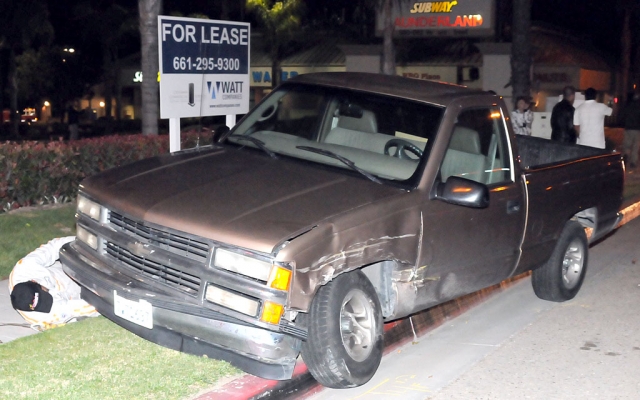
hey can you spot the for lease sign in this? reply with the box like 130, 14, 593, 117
158, 16, 250, 118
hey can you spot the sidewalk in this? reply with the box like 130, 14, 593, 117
428, 214, 640, 399
0, 280, 37, 344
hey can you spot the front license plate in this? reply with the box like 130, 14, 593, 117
113, 290, 153, 329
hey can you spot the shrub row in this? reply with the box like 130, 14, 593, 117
0, 131, 212, 213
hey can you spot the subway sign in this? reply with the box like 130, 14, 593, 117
376, 0, 495, 37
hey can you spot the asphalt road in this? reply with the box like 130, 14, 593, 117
309, 216, 640, 400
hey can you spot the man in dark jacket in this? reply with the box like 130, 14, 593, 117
551, 86, 577, 144
621, 93, 640, 169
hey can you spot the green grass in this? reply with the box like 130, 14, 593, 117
0, 204, 77, 279
1, 204, 241, 398
0, 317, 240, 400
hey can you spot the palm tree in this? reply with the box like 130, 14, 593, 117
138, 0, 162, 135
511, 0, 532, 105
246, 0, 302, 88
380, 0, 396, 75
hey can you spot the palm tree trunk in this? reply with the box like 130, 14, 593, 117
620, 9, 631, 104
8, 49, 19, 138
271, 53, 282, 88
511, 0, 531, 105
139, 0, 162, 136
381, 0, 395, 75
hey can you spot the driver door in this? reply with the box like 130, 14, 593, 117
421, 106, 526, 301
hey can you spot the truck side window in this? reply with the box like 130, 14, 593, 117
440, 108, 511, 185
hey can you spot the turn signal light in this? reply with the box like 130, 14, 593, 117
260, 301, 284, 324
268, 266, 291, 291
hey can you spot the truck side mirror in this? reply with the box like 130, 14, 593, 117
212, 125, 230, 144
436, 176, 489, 208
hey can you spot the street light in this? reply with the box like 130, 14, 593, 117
44, 101, 50, 107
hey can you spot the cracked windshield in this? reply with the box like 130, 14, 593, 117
228, 83, 444, 183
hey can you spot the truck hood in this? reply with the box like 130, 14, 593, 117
82, 146, 404, 254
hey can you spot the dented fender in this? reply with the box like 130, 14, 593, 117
275, 194, 424, 312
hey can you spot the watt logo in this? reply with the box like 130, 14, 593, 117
207, 81, 244, 99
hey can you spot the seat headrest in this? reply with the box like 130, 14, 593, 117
337, 109, 378, 133
450, 126, 481, 154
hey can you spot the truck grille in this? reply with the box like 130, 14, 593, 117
109, 211, 209, 263
106, 242, 201, 295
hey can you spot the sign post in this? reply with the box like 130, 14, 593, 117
158, 16, 250, 152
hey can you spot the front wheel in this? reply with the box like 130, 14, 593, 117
299, 270, 383, 388
532, 220, 589, 302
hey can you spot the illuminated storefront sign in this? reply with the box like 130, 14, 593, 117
250, 66, 345, 87
377, 0, 495, 37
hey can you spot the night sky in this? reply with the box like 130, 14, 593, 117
44, 0, 625, 61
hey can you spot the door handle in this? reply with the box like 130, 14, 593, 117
507, 200, 521, 214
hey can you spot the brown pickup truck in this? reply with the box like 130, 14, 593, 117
60, 73, 624, 389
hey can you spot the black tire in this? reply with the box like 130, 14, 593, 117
298, 270, 383, 388
532, 220, 589, 302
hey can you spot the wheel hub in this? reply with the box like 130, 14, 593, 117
561, 238, 585, 289
340, 288, 375, 362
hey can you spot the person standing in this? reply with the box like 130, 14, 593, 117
620, 93, 640, 169
573, 88, 612, 149
550, 86, 577, 144
511, 96, 533, 136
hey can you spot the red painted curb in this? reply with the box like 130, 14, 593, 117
195, 274, 528, 400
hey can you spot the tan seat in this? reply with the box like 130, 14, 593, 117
450, 126, 481, 154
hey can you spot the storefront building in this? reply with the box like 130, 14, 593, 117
87, 0, 612, 122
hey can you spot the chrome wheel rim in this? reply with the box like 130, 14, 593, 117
562, 238, 585, 290
340, 288, 375, 362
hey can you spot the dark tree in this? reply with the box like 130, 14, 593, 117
0, 0, 53, 136
139, 0, 162, 135
511, 0, 532, 105
246, 0, 302, 88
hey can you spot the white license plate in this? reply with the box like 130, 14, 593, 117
113, 290, 153, 329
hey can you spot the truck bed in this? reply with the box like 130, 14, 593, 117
513, 135, 624, 275
516, 135, 607, 170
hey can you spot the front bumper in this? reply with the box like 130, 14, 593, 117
60, 241, 301, 380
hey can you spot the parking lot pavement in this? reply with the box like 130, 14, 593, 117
0, 280, 37, 344
310, 216, 640, 400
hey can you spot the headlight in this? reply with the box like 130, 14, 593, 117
205, 285, 259, 317
214, 248, 272, 282
77, 225, 98, 250
77, 195, 101, 221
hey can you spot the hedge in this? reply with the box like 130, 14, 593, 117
0, 131, 212, 213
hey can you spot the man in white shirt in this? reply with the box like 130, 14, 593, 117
9, 237, 99, 330
573, 88, 612, 149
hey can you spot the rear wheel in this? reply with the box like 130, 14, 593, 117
299, 270, 383, 388
532, 220, 588, 301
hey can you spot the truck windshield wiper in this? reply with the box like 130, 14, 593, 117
296, 146, 383, 185
233, 135, 278, 159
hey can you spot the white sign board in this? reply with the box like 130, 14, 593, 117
158, 16, 250, 119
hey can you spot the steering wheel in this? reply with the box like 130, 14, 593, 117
257, 104, 277, 122
384, 139, 423, 160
